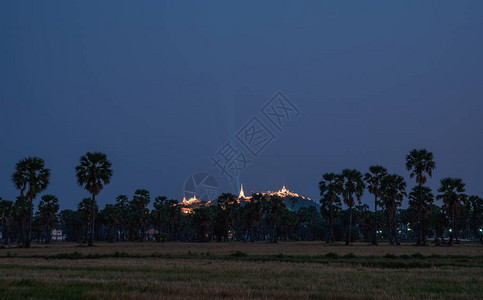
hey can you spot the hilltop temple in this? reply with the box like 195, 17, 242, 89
178, 184, 314, 213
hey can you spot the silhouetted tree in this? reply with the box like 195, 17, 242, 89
75, 152, 112, 246
0, 198, 14, 245
437, 177, 466, 245
341, 169, 365, 245
12, 157, 50, 247
364, 165, 387, 245
264, 195, 286, 243
319, 173, 342, 243
467, 195, 482, 244
78, 197, 98, 243
408, 186, 434, 243
38, 194, 60, 243
406, 149, 435, 245
380, 174, 406, 245
130, 189, 151, 242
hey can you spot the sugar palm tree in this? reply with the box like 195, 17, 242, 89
264, 195, 286, 243
319, 172, 343, 243
245, 193, 266, 242
467, 195, 482, 244
437, 177, 466, 245
38, 194, 60, 243
101, 204, 122, 243
0, 198, 14, 245
408, 186, 434, 241
75, 152, 112, 246
341, 169, 365, 245
405, 149, 436, 245
215, 193, 238, 242
131, 189, 151, 242
364, 165, 388, 245
78, 197, 98, 243
12, 157, 50, 247
380, 174, 406, 245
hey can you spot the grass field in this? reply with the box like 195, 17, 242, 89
0, 242, 482, 299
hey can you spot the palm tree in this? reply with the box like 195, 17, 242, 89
78, 197, 98, 243
75, 152, 113, 246
12, 157, 50, 247
380, 174, 406, 245
341, 169, 365, 245
264, 195, 286, 243
467, 196, 482, 244
244, 193, 266, 242
215, 193, 238, 242
408, 186, 434, 242
364, 166, 388, 245
319, 173, 343, 243
405, 149, 436, 245
0, 198, 14, 245
115, 195, 129, 241
13, 196, 31, 244
38, 195, 60, 243
131, 189, 151, 242
437, 177, 466, 245
101, 204, 122, 243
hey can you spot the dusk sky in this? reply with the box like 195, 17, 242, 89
1, 1, 482, 210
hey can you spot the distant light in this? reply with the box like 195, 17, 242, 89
449, 229, 452, 232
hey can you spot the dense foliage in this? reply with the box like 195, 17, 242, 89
0, 149, 481, 245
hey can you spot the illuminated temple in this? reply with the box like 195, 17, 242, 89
178, 184, 313, 213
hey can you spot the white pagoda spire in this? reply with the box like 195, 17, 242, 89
239, 183, 246, 198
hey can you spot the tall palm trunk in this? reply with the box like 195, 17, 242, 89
272, 224, 277, 243
418, 182, 424, 245
373, 195, 378, 245
26, 199, 33, 248
346, 206, 352, 245
388, 214, 393, 245
330, 204, 334, 243
89, 194, 95, 246
393, 212, 400, 245
449, 216, 455, 245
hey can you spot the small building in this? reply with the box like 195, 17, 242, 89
145, 228, 159, 240
51, 229, 64, 241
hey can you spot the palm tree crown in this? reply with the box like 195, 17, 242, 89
405, 149, 436, 185
380, 174, 407, 215
364, 166, 387, 199
12, 157, 50, 247
76, 152, 113, 196
341, 169, 365, 208
12, 157, 50, 200
319, 173, 343, 203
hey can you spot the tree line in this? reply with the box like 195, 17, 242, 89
0, 149, 481, 247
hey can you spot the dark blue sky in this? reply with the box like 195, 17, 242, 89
1, 1, 482, 210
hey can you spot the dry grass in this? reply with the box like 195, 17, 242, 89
0, 257, 481, 299
0, 242, 481, 299
1, 241, 482, 257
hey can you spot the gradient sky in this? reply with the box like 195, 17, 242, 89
1, 1, 482, 210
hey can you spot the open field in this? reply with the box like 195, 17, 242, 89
0, 242, 482, 299
2, 241, 482, 257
